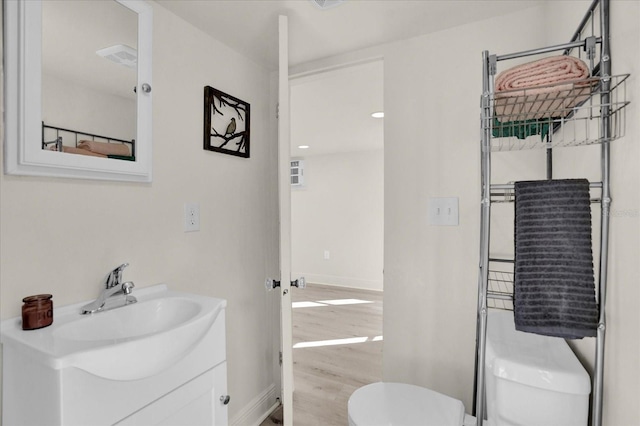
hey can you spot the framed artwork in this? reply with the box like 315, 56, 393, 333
203, 86, 250, 158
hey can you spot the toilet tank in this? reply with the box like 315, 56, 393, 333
484, 310, 591, 426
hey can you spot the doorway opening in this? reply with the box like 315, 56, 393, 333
289, 59, 384, 425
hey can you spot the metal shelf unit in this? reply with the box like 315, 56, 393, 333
473, 1, 629, 425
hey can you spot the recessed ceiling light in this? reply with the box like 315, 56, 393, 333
298, 145, 310, 149
371, 111, 384, 118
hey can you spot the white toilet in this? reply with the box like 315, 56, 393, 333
348, 310, 591, 426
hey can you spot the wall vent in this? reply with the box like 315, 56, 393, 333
96, 44, 137, 69
291, 160, 304, 186
309, 0, 346, 10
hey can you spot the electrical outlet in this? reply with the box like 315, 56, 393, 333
184, 203, 200, 232
428, 197, 459, 226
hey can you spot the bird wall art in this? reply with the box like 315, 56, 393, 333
203, 86, 250, 158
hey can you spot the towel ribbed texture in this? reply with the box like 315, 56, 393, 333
514, 179, 598, 339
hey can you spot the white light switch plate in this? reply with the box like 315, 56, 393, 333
428, 197, 459, 226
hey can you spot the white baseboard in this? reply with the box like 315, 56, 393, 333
293, 272, 383, 291
230, 384, 279, 426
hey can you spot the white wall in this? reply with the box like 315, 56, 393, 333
42, 73, 136, 145
382, 2, 639, 425
382, 4, 548, 412
291, 150, 384, 290
0, 3, 280, 425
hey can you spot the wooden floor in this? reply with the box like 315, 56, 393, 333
261, 284, 383, 426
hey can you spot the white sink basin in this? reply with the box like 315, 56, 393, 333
54, 297, 202, 342
0, 284, 226, 380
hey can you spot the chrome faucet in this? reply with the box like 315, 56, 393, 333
81, 263, 137, 314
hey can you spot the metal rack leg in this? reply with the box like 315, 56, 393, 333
474, 50, 493, 425
593, 1, 611, 425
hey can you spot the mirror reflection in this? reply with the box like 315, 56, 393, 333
41, 0, 138, 161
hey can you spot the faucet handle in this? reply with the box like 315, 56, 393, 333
121, 281, 135, 295
105, 263, 129, 289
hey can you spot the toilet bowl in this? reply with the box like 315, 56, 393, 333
348, 382, 476, 426
348, 310, 590, 426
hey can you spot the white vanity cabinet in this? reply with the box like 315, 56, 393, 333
1, 286, 229, 425
116, 361, 229, 425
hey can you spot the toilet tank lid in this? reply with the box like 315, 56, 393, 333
486, 311, 591, 395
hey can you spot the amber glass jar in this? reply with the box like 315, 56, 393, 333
22, 294, 53, 330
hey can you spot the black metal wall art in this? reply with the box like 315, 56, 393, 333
203, 86, 250, 158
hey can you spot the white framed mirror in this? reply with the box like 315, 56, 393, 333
4, 0, 153, 182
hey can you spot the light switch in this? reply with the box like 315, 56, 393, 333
428, 197, 459, 226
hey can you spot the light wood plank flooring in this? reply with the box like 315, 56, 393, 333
261, 284, 383, 425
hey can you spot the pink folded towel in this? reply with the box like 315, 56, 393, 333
494, 56, 593, 120
50, 145, 108, 158
495, 55, 590, 94
77, 140, 131, 157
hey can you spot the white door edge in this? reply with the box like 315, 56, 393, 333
278, 14, 294, 426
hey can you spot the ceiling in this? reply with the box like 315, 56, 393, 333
155, 0, 541, 157
155, 0, 541, 70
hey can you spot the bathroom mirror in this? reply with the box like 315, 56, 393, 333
4, 0, 153, 182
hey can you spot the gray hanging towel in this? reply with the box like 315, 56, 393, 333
514, 179, 598, 339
